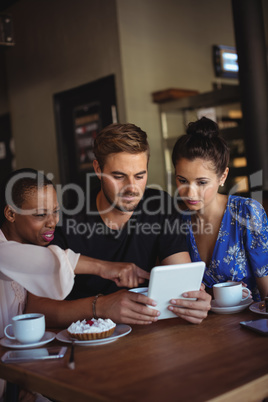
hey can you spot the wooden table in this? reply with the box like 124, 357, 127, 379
0, 308, 268, 402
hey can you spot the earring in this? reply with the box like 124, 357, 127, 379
221, 183, 224, 187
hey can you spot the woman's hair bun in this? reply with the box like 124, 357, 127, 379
186, 116, 219, 139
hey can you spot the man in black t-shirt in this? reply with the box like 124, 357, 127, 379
26, 123, 211, 326
54, 186, 188, 299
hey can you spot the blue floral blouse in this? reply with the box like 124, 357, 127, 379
181, 195, 268, 301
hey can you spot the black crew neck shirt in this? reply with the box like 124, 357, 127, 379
52, 187, 188, 299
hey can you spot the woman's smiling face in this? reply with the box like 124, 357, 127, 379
175, 157, 225, 212
10, 185, 60, 246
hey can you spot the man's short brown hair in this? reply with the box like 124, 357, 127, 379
93, 123, 150, 169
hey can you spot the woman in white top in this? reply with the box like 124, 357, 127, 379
0, 168, 149, 337
0, 168, 149, 400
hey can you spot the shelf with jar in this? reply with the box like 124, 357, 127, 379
153, 85, 248, 196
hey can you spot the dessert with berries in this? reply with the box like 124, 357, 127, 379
67, 318, 116, 340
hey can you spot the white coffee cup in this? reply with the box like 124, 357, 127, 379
213, 282, 250, 307
4, 313, 45, 344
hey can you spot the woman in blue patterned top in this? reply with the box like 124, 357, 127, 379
172, 117, 268, 301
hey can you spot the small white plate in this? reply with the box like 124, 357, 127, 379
56, 324, 132, 346
211, 299, 253, 314
129, 287, 148, 295
249, 301, 268, 316
0, 331, 56, 349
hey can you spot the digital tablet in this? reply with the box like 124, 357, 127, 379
147, 261, 206, 320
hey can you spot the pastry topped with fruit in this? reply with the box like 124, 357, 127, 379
67, 318, 116, 340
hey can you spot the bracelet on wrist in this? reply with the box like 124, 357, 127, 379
92, 293, 103, 319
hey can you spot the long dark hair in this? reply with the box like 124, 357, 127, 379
0, 168, 54, 228
172, 117, 230, 177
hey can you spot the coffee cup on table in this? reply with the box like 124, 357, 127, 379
213, 282, 250, 307
4, 313, 45, 344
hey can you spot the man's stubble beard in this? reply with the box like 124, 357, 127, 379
101, 179, 141, 213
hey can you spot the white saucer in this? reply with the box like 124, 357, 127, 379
0, 331, 56, 349
129, 287, 148, 295
56, 324, 131, 346
211, 299, 253, 314
249, 301, 268, 316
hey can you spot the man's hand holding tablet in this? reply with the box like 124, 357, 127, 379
130, 262, 211, 324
